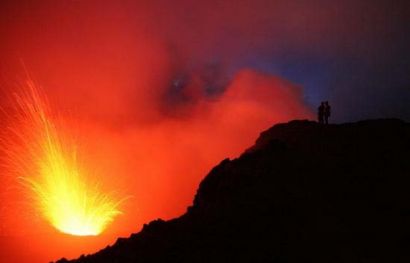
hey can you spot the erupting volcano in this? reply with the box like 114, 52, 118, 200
3, 80, 123, 236
0, 0, 408, 262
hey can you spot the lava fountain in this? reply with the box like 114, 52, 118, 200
2, 79, 123, 236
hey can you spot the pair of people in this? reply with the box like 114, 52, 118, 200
318, 101, 331, 124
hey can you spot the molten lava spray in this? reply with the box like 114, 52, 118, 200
3, 80, 122, 236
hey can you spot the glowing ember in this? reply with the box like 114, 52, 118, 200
4, 79, 122, 236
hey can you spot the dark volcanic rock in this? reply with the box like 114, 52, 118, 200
56, 119, 410, 263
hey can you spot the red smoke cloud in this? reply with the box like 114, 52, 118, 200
0, 1, 313, 262
69, 67, 312, 231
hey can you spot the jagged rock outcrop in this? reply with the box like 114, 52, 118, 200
56, 119, 410, 263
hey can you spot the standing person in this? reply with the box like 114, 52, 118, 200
324, 101, 331, 124
318, 102, 324, 124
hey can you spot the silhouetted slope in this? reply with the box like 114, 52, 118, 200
57, 119, 410, 263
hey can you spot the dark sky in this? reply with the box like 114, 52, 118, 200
0, 0, 409, 122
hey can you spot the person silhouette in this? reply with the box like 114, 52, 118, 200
324, 101, 331, 124
318, 102, 325, 124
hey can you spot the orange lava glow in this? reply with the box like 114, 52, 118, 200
3, 80, 123, 236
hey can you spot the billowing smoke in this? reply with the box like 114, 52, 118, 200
0, 0, 311, 235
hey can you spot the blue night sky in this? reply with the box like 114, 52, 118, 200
159, 0, 410, 122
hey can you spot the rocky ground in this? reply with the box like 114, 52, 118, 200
56, 119, 410, 263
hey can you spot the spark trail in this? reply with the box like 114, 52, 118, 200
3, 80, 122, 236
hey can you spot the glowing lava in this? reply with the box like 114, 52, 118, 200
4, 80, 122, 236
